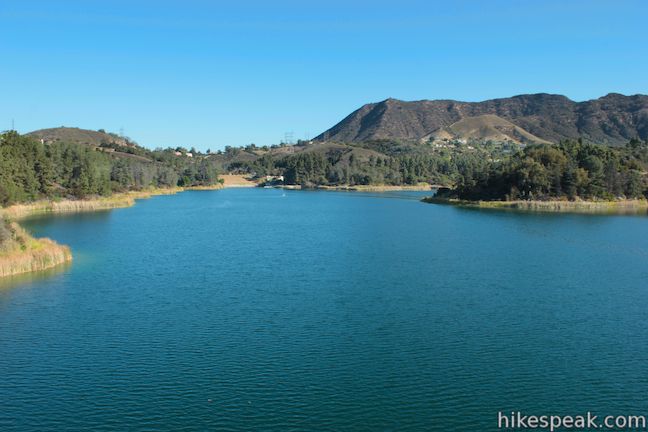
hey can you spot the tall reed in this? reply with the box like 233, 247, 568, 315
0, 221, 72, 277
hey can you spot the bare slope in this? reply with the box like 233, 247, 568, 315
427, 114, 551, 144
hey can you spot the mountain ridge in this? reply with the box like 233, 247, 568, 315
315, 93, 648, 145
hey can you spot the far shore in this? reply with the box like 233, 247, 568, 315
314, 183, 438, 192
423, 196, 648, 215
271, 183, 443, 192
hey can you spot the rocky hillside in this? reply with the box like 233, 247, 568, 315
316, 93, 648, 145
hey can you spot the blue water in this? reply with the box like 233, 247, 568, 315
1, 189, 648, 431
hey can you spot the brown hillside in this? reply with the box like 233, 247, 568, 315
427, 114, 551, 144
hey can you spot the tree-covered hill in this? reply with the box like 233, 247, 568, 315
212, 134, 648, 202
0, 131, 221, 206
6, 125, 647, 207
445, 139, 648, 201
213, 139, 496, 187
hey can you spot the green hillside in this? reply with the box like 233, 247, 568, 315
0, 130, 221, 206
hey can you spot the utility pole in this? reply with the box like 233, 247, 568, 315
11, 119, 15, 131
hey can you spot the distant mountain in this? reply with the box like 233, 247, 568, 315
27, 127, 134, 148
316, 93, 648, 146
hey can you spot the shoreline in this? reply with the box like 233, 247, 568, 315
273, 183, 441, 192
315, 184, 437, 192
5, 184, 645, 280
0, 184, 230, 221
0, 181, 428, 279
423, 196, 648, 215
0, 221, 72, 278
0, 184, 224, 279
0, 187, 185, 220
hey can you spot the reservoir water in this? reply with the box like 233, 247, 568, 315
1, 188, 648, 431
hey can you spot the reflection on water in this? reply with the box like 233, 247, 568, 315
0, 261, 71, 292
19, 208, 113, 226
449, 202, 648, 217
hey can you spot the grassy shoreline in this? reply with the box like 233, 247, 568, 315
0, 184, 229, 221
0, 188, 181, 220
0, 184, 226, 279
6, 183, 643, 280
424, 196, 648, 214
0, 221, 72, 278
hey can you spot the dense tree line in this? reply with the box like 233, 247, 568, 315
230, 148, 489, 187
0, 131, 220, 206
453, 139, 648, 200
226, 138, 648, 201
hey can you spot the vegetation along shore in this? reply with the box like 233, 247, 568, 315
423, 138, 648, 214
424, 196, 648, 215
0, 129, 226, 278
0, 218, 72, 278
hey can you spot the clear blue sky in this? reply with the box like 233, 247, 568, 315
1, 0, 646, 151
